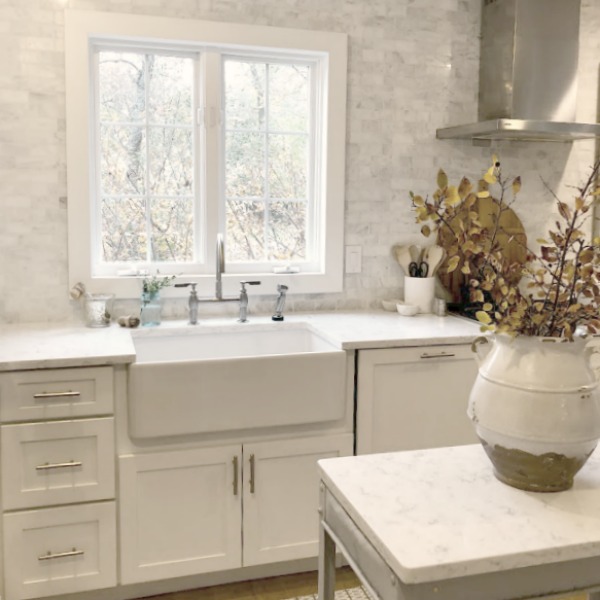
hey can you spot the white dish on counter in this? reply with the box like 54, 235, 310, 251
397, 304, 419, 316
382, 299, 404, 312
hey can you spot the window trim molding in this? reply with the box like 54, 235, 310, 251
65, 9, 347, 298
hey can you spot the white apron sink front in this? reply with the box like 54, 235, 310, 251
128, 323, 347, 439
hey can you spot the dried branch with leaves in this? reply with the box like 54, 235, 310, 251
410, 156, 600, 339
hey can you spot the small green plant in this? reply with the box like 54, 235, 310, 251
410, 156, 600, 339
142, 273, 176, 296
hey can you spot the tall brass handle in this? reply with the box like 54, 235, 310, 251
38, 548, 84, 561
249, 454, 255, 494
36, 460, 82, 471
33, 391, 81, 399
232, 456, 239, 496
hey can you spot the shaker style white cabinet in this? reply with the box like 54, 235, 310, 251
242, 435, 353, 566
356, 345, 479, 454
0, 367, 117, 600
119, 434, 353, 584
119, 444, 242, 585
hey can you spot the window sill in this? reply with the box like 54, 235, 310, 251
80, 270, 343, 299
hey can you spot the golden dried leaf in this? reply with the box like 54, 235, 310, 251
558, 202, 571, 220
421, 225, 431, 237
512, 176, 521, 195
461, 264, 471, 275
445, 186, 461, 207
575, 197, 584, 211
476, 311, 492, 324
482, 302, 493, 311
437, 169, 448, 190
483, 167, 497, 184
457, 177, 472, 199
446, 255, 460, 273
413, 195, 425, 207
476, 190, 490, 198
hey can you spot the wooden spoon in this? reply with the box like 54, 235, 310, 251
423, 245, 446, 276
409, 244, 422, 264
393, 245, 413, 276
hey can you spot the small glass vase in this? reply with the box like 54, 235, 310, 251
140, 291, 162, 327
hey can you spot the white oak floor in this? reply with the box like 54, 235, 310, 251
137, 567, 361, 600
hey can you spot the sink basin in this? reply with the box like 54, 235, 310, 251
128, 323, 347, 438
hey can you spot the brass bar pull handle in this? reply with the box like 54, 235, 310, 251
38, 548, 84, 561
420, 352, 456, 359
36, 460, 82, 471
232, 456, 239, 496
249, 454, 255, 494
33, 391, 81, 399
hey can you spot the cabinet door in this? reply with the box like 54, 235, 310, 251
1, 418, 115, 510
119, 445, 242, 584
0, 367, 113, 422
3, 501, 116, 600
356, 345, 479, 454
242, 434, 353, 566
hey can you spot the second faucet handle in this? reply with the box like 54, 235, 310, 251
239, 281, 261, 293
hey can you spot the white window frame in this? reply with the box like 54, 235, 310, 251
65, 9, 347, 298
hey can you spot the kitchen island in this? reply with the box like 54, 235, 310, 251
318, 445, 600, 600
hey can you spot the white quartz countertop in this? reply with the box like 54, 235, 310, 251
0, 322, 137, 371
319, 445, 600, 585
0, 311, 481, 371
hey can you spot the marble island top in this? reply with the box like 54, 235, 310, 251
0, 311, 482, 371
319, 444, 600, 584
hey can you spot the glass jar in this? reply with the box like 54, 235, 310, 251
140, 291, 162, 327
84, 293, 114, 328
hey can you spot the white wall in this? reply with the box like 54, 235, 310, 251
0, 0, 598, 323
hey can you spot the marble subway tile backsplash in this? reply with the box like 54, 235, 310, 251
1, 0, 599, 323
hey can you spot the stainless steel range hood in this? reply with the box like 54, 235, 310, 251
436, 0, 600, 143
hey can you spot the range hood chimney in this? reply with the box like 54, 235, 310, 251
437, 0, 600, 142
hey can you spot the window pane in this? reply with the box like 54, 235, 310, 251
225, 132, 265, 197
268, 201, 306, 260
226, 199, 265, 261
269, 63, 309, 132
150, 198, 194, 262
101, 197, 147, 262
100, 124, 146, 195
97, 49, 197, 267
148, 127, 193, 196
268, 134, 307, 199
98, 51, 146, 123
224, 61, 266, 130
148, 55, 193, 125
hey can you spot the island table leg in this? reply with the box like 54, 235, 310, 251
318, 508, 336, 600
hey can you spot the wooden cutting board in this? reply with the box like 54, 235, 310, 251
437, 197, 527, 304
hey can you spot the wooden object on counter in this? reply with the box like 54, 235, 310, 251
437, 197, 527, 304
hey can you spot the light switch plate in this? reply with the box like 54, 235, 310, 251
345, 245, 362, 273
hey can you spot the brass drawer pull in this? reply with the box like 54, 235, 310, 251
33, 391, 81, 399
420, 352, 456, 359
249, 454, 256, 494
36, 460, 82, 471
38, 548, 84, 561
232, 456, 239, 496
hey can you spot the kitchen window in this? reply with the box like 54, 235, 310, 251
65, 10, 347, 297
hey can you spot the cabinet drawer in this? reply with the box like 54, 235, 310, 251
0, 367, 114, 422
1, 418, 115, 510
3, 501, 117, 600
